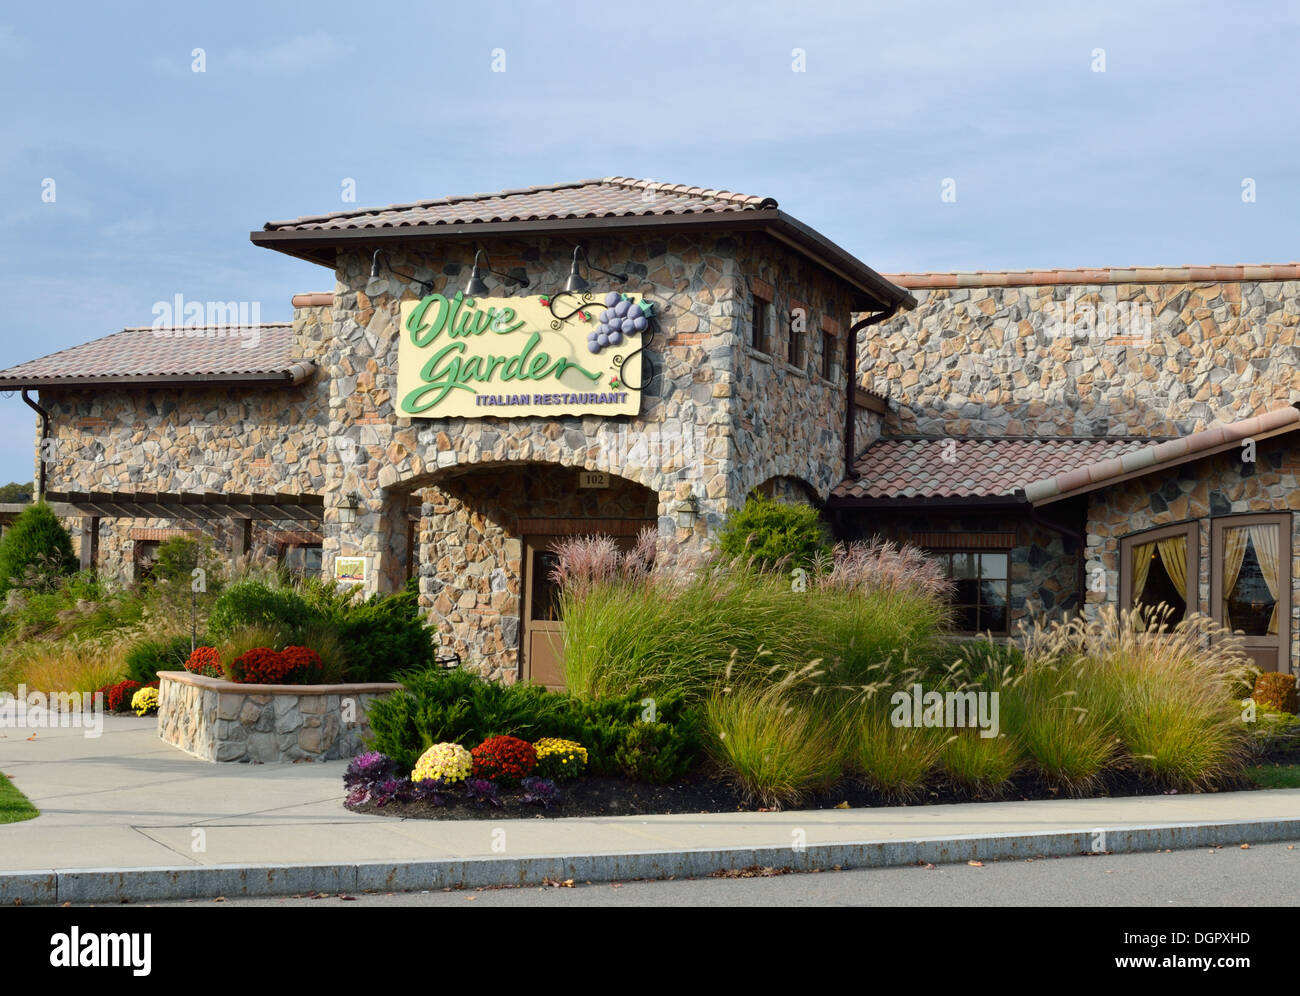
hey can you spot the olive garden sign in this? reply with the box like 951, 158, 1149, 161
396, 291, 649, 418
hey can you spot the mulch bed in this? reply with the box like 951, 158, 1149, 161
346, 768, 1260, 821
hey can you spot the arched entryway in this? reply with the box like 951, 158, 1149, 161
404, 462, 658, 686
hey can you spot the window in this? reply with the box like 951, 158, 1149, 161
133, 540, 161, 583
1119, 522, 1197, 628
930, 550, 1009, 633
750, 297, 770, 352
280, 543, 323, 577
786, 310, 805, 368
1210, 513, 1290, 672
820, 329, 836, 381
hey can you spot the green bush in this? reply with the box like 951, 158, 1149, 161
124, 634, 194, 684
715, 493, 831, 571
365, 668, 702, 780
0, 502, 76, 597
940, 731, 1023, 796
206, 580, 316, 643
329, 579, 436, 682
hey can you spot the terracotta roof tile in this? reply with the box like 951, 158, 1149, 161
881, 264, 1300, 288
832, 437, 1150, 500
0, 324, 310, 387
263, 177, 778, 233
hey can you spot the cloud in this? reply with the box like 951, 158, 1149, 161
226, 32, 349, 76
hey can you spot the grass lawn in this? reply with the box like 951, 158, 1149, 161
0, 772, 37, 823
1246, 764, 1300, 789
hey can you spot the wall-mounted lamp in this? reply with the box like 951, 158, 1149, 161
370, 250, 435, 294
564, 245, 628, 294
465, 249, 529, 296
674, 492, 700, 529
338, 491, 360, 525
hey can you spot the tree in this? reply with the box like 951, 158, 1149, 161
0, 482, 34, 503
0, 502, 77, 596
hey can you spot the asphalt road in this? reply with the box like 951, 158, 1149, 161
140, 839, 1300, 907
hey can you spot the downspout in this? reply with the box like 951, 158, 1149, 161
844, 301, 901, 480
21, 389, 48, 500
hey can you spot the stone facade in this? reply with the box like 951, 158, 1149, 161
36, 229, 873, 679
1084, 434, 1300, 664
865, 280, 1300, 438
859, 274, 1300, 664
157, 672, 396, 763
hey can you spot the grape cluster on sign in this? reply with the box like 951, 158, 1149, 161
588, 291, 648, 354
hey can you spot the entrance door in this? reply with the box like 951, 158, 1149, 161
1211, 513, 1291, 673
522, 537, 566, 690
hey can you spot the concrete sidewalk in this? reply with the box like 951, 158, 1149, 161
4, 716, 1300, 904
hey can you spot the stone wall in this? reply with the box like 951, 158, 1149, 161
1083, 434, 1300, 664
157, 672, 397, 763
864, 280, 1300, 438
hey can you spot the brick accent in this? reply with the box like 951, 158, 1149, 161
751, 277, 775, 302
516, 517, 651, 537
129, 527, 199, 541
910, 531, 1017, 550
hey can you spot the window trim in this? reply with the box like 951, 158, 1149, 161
820, 329, 836, 381
1118, 520, 1199, 621
750, 296, 771, 353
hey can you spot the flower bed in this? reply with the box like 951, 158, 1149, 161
157, 671, 400, 763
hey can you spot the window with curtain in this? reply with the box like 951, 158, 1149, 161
1130, 533, 1189, 625
1221, 523, 1279, 636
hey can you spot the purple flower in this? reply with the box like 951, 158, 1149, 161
521, 777, 560, 809
464, 778, 502, 809
371, 777, 414, 807
344, 751, 394, 788
412, 777, 450, 806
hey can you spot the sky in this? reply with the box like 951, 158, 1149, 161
1, 0, 1297, 484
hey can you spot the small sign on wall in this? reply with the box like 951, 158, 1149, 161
333, 556, 368, 589
578, 471, 609, 489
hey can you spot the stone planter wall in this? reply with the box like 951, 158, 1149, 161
157, 672, 399, 763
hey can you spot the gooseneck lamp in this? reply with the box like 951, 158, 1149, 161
564, 245, 628, 294
464, 249, 529, 297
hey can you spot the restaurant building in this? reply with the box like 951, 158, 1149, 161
5, 178, 1300, 677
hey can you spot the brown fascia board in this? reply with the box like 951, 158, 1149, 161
2, 371, 304, 390
1029, 420, 1300, 507
854, 388, 888, 413
249, 209, 916, 312
827, 494, 1029, 510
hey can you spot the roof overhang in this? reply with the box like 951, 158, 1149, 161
1025, 404, 1300, 506
2, 364, 315, 392
45, 490, 324, 522
250, 210, 916, 313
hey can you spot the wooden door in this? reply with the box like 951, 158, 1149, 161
522, 537, 566, 690
1211, 513, 1291, 673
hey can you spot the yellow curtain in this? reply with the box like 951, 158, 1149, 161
1221, 527, 1249, 630
1131, 542, 1154, 609
1157, 536, 1188, 606
1249, 524, 1281, 635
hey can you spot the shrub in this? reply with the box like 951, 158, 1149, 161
464, 778, 502, 808
520, 776, 560, 809
0, 502, 76, 597
411, 742, 473, 785
150, 535, 211, 586
704, 680, 842, 808
206, 581, 317, 643
184, 646, 225, 679
227, 647, 289, 684
131, 686, 159, 717
328, 579, 436, 682
534, 738, 588, 781
715, 493, 831, 572
125, 634, 194, 684
471, 735, 538, 784
553, 688, 702, 780
1253, 672, 1298, 715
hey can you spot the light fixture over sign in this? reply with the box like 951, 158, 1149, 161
564, 245, 628, 294
465, 248, 529, 296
